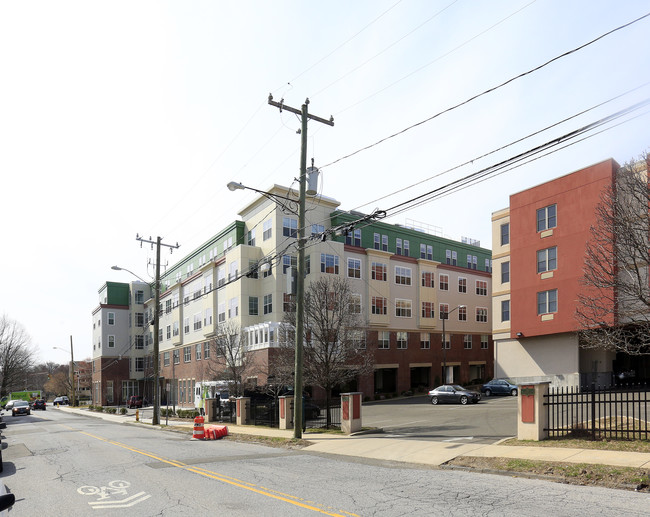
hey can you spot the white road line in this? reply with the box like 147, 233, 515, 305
88, 492, 151, 509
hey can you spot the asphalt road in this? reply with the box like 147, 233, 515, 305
362, 394, 519, 444
1, 408, 648, 516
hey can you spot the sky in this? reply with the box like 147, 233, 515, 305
1, 1, 649, 365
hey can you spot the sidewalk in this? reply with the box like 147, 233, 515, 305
56, 406, 650, 469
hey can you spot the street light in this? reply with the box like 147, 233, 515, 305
227, 181, 299, 215
441, 305, 465, 385
53, 337, 76, 406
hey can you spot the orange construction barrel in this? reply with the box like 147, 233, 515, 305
192, 415, 205, 440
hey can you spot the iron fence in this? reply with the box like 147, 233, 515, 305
544, 384, 650, 440
306, 400, 341, 429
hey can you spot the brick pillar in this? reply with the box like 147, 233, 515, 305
278, 395, 293, 430
517, 382, 550, 441
341, 392, 362, 434
236, 397, 250, 425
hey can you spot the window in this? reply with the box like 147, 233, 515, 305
164, 352, 170, 367
196, 343, 202, 361
446, 249, 451, 264
439, 303, 449, 320
347, 258, 361, 279
422, 301, 435, 318
249, 296, 258, 316
420, 332, 430, 349
374, 233, 380, 250
263, 219, 272, 241
537, 204, 557, 232
173, 349, 180, 365
263, 294, 272, 315
485, 259, 492, 273
395, 266, 412, 285
371, 262, 387, 281
476, 280, 487, 296
476, 307, 488, 323
464, 334, 472, 349
442, 334, 450, 349
439, 274, 449, 290
500, 223, 510, 245
382, 235, 388, 251
281, 255, 295, 275
108, 335, 115, 348
218, 302, 226, 323
349, 293, 361, 314
458, 306, 467, 321
283, 293, 295, 312
247, 229, 256, 246
108, 312, 115, 325
135, 335, 144, 349
229, 260, 238, 281
320, 253, 339, 274
165, 299, 172, 313
204, 308, 212, 326
173, 321, 179, 336
311, 224, 324, 236
396, 238, 402, 256
193, 313, 202, 331
184, 346, 191, 362
395, 299, 412, 318
537, 289, 558, 315
135, 358, 144, 372
501, 300, 510, 321
135, 290, 144, 304
422, 271, 434, 288
404, 240, 410, 256
263, 262, 273, 278
537, 246, 557, 273
184, 317, 190, 334
458, 277, 467, 293
397, 331, 408, 349
421, 244, 432, 260
345, 229, 361, 247
283, 217, 298, 237
166, 325, 171, 340
136, 313, 144, 328
371, 296, 387, 315
229, 298, 239, 318
481, 335, 489, 349
217, 267, 226, 287
204, 342, 211, 359
501, 261, 510, 283
378, 331, 390, 349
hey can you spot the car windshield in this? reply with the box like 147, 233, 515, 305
14, 401, 29, 407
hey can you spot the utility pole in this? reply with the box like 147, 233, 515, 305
268, 94, 333, 439
136, 235, 180, 425
70, 335, 75, 407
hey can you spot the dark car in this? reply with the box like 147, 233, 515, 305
11, 400, 31, 417
53, 396, 69, 406
32, 399, 46, 410
481, 379, 519, 397
128, 395, 145, 408
428, 385, 481, 405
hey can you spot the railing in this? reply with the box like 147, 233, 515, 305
306, 400, 341, 430
544, 384, 650, 440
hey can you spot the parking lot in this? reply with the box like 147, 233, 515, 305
362, 395, 519, 444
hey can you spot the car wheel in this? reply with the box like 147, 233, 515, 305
510, 388, 518, 396
484, 389, 491, 397
459, 396, 468, 405
27, 411, 30, 415
430, 396, 439, 405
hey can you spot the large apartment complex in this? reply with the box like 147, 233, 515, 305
92, 185, 493, 407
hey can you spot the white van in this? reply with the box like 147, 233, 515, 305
194, 381, 229, 412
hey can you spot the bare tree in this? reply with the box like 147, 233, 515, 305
0, 315, 36, 396
207, 320, 250, 397
577, 153, 650, 355
282, 276, 374, 424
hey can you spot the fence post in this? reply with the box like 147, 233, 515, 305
278, 395, 293, 430
590, 383, 596, 440
517, 382, 550, 441
236, 397, 250, 425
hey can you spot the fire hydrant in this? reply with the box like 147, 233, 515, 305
135, 409, 139, 422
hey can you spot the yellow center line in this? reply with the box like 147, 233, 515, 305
66, 426, 357, 516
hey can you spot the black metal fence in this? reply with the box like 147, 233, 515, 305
544, 384, 650, 440
306, 400, 341, 430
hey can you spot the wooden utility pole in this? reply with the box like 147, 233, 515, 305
268, 94, 333, 439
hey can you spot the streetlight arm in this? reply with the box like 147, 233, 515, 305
226, 182, 299, 216
111, 265, 149, 284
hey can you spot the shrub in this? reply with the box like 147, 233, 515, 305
120, 407, 127, 415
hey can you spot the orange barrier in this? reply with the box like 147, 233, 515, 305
192, 415, 205, 440
205, 425, 228, 440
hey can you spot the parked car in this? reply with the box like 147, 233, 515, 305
481, 379, 519, 397
11, 400, 31, 417
428, 385, 481, 405
128, 395, 146, 409
32, 399, 46, 410
53, 396, 69, 406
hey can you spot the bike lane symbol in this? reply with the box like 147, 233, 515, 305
78, 480, 151, 509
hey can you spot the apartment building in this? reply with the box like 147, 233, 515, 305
94, 185, 493, 407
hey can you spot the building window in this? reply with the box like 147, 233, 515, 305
193, 313, 202, 331
218, 303, 226, 323
476, 307, 488, 323
320, 253, 339, 274
422, 271, 434, 288
349, 293, 361, 314
458, 306, 467, 321
439, 274, 449, 291
108, 312, 115, 325
173, 349, 180, 365
396, 238, 403, 256
247, 228, 256, 246
537, 246, 557, 273
422, 301, 435, 318
537, 289, 558, 315
249, 296, 258, 316
173, 321, 179, 336
229, 260, 238, 281
135, 358, 144, 372
481, 335, 489, 349
395, 299, 412, 318
283, 217, 298, 238
439, 303, 449, 320
263, 262, 273, 278
382, 235, 388, 251
136, 313, 144, 328
263, 294, 273, 315
395, 266, 412, 285
420, 332, 431, 349
464, 334, 472, 349
108, 335, 115, 348
501, 261, 510, 283
228, 297, 238, 318
500, 223, 510, 245
501, 300, 510, 321
164, 352, 170, 367
135, 335, 144, 349
283, 255, 296, 275
404, 240, 410, 256
485, 259, 492, 273
378, 331, 390, 349
311, 224, 324, 237
374, 233, 380, 250
263, 219, 272, 241
283, 293, 295, 312
345, 229, 361, 247
476, 280, 487, 296
458, 277, 467, 293
204, 342, 211, 359
371, 296, 387, 315
371, 262, 387, 281
135, 290, 144, 304
348, 258, 361, 279
166, 325, 171, 340
445, 250, 457, 266
196, 343, 202, 361
204, 308, 212, 326
184, 346, 191, 362
537, 204, 557, 232
396, 331, 408, 349
442, 334, 450, 349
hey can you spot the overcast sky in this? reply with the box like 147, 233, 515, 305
1, 1, 649, 365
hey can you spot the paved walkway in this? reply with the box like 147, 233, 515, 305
56, 406, 650, 469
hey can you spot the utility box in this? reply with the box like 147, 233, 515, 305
205, 398, 217, 422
